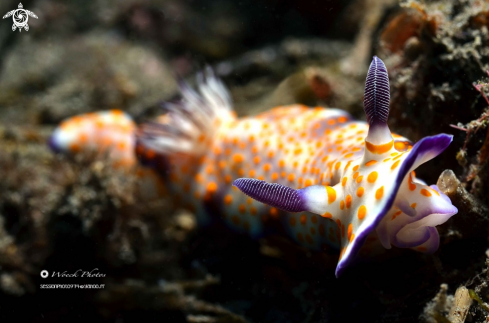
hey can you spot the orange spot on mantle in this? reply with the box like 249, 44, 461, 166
366, 140, 393, 154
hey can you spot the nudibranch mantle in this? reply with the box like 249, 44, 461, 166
49, 57, 458, 278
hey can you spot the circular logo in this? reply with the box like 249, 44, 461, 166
40, 270, 49, 278
13, 10, 28, 27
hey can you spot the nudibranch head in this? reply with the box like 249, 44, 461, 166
234, 56, 457, 277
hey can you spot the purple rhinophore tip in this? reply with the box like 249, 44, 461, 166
364, 56, 390, 126
233, 178, 306, 212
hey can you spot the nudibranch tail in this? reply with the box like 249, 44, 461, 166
49, 110, 137, 168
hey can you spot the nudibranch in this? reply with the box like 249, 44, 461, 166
49, 57, 457, 277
